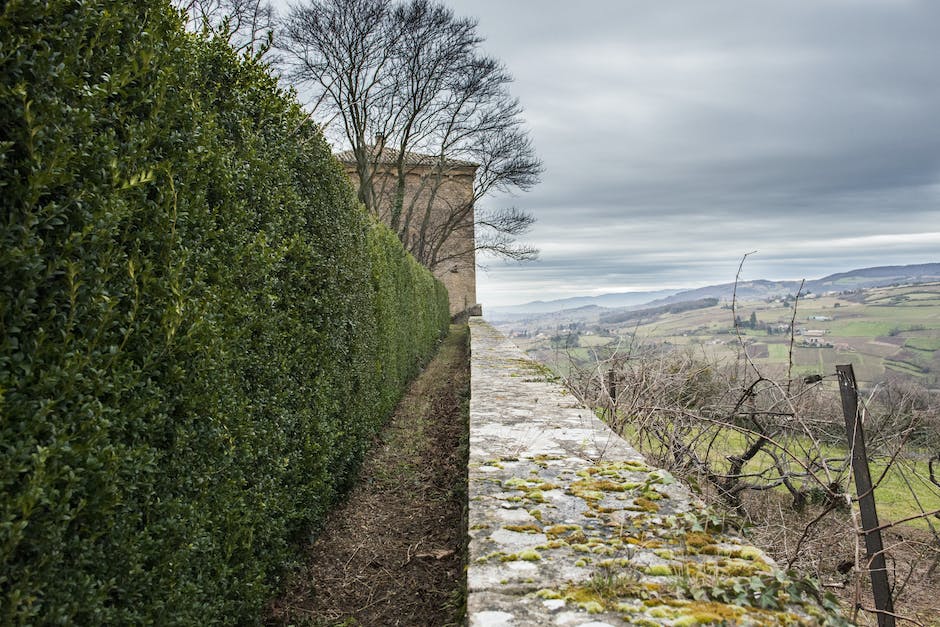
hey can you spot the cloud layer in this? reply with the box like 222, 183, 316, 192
442, 0, 940, 306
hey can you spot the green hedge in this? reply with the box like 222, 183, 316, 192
0, 1, 449, 623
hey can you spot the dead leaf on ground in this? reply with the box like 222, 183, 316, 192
415, 549, 454, 560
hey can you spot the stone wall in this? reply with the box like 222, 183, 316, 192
338, 154, 478, 316
467, 318, 844, 626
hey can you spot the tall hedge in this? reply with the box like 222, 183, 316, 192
0, 1, 450, 622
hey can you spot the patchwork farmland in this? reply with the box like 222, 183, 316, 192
499, 283, 940, 388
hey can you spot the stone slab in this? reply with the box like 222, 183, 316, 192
467, 318, 844, 626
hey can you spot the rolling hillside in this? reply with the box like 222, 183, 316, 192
497, 282, 940, 388
489, 262, 940, 320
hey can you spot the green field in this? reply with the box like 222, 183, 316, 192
908, 337, 940, 351
503, 283, 940, 531
596, 284, 940, 387
621, 421, 939, 530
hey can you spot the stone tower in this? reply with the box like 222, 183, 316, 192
337, 145, 481, 317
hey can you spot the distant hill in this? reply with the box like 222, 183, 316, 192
647, 263, 940, 307
808, 263, 940, 290
488, 289, 676, 316
599, 298, 719, 325
487, 262, 940, 321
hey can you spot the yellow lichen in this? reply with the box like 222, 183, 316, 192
684, 531, 714, 548
597, 558, 632, 569
579, 600, 604, 614
476, 551, 507, 563
659, 600, 745, 622
567, 530, 588, 544
526, 490, 546, 503
504, 524, 542, 534
544, 523, 579, 537
631, 497, 660, 512
503, 477, 531, 490
625, 537, 663, 549
518, 549, 541, 561
533, 482, 560, 491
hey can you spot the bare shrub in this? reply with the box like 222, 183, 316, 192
561, 277, 940, 625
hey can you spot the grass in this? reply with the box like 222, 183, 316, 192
622, 419, 939, 531
829, 321, 897, 337
906, 337, 940, 351
579, 334, 615, 347
869, 458, 940, 531
618, 286, 939, 387
885, 359, 926, 377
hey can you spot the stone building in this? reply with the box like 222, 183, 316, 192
337, 145, 480, 317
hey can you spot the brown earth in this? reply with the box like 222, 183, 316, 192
266, 324, 470, 626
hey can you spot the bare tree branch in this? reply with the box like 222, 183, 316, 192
174, 0, 277, 58
279, 0, 542, 269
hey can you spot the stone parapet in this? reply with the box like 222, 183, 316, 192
467, 318, 844, 626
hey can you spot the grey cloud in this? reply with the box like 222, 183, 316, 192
274, 0, 940, 306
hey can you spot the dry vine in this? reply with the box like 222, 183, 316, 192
560, 259, 940, 625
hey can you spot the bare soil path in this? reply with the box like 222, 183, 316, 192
267, 324, 470, 626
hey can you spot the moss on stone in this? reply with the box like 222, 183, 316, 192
518, 549, 541, 561
526, 490, 546, 503
503, 524, 542, 534
476, 551, 507, 563
684, 531, 714, 548
580, 600, 604, 614
632, 497, 660, 513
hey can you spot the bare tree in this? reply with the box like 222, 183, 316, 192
175, 0, 276, 57
280, 0, 542, 269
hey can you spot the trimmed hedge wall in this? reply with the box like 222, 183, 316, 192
0, 1, 449, 623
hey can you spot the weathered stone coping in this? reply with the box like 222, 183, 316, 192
467, 318, 843, 626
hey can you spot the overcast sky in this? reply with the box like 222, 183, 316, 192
277, 0, 940, 307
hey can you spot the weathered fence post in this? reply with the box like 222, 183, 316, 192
836, 364, 895, 627
608, 368, 617, 403
605, 368, 617, 422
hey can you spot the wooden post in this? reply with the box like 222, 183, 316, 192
604, 369, 617, 422
836, 364, 895, 627
607, 368, 617, 405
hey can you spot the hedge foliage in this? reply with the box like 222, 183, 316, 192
0, 1, 449, 622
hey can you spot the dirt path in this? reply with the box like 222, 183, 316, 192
267, 324, 470, 626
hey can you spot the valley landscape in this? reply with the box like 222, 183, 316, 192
492, 263, 940, 623
492, 263, 940, 388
